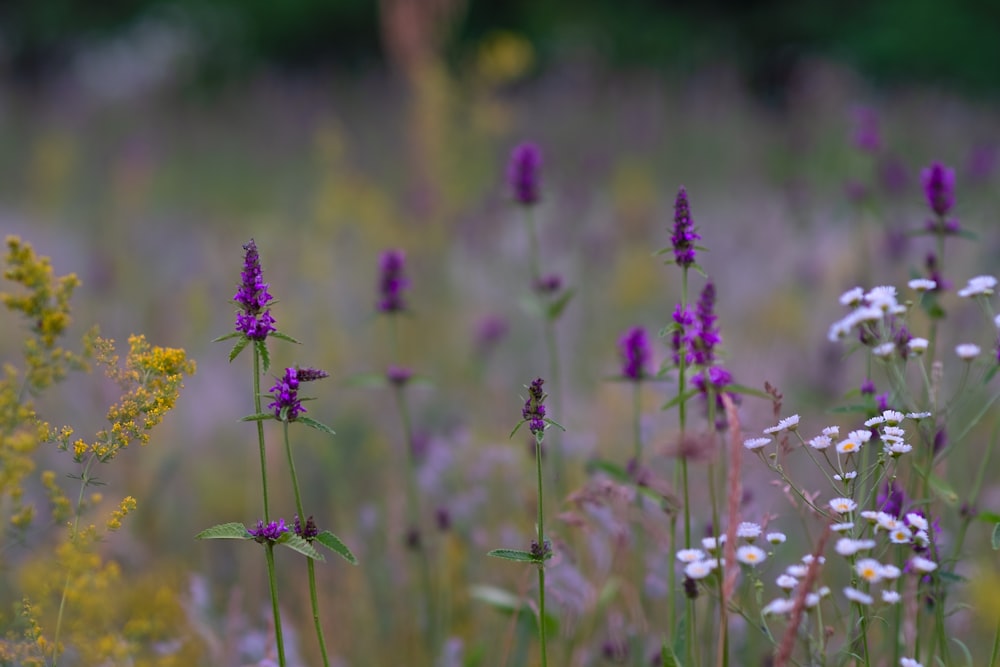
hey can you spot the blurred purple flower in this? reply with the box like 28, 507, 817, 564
294, 515, 319, 539
248, 518, 289, 542
618, 326, 650, 380
386, 365, 413, 387
671, 186, 700, 268
377, 249, 409, 313
475, 315, 508, 352
522, 377, 548, 434
671, 304, 694, 366
877, 481, 906, 518
268, 367, 306, 421
534, 272, 563, 294
295, 367, 329, 382
879, 156, 909, 195
507, 142, 542, 205
860, 378, 876, 396
925, 253, 951, 292
921, 161, 955, 217
690, 281, 721, 366
852, 106, 881, 154
234, 239, 276, 340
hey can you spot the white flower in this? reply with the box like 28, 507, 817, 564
884, 441, 913, 456
785, 564, 808, 578
882, 590, 901, 604
853, 305, 886, 322
808, 435, 832, 450
835, 538, 875, 556
906, 411, 932, 420
833, 471, 857, 481
828, 317, 854, 342
956, 343, 981, 360
957, 275, 998, 298
684, 560, 714, 580
908, 278, 936, 292
860, 510, 880, 523
908, 337, 929, 354
873, 342, 895, 358
844, 586, 873, 605
866, 285, 900, 312
836, 438, 863, 454
776, 574, 798, 590
849, 429, 872, 442
766, 532, 786, 545
676, 548, 705, 563
905, 513, 928, 531
829, 497, 857, 514
736, 545, 767, 566
743, 437, 771, 450
762, 598, 795, 616
880, 564, 902, 579
839, 287, 865, 307
995, 313, 1000, 329
888, 526, 912, 544
737, 522, 762, 541
900, 658, 924, 667
914, 530, 930, 547
909, 556, 937, 573
701, 535, 726, 552
804, 592, 822, 607
822, 426, 840, 437
764, 415, 800, 434
855, 558, 884, 584
881, 410, 904, 425
832, 522, 854, 532
883, 425, 906, 438
801, 554, 825, 565
864, 415, 885, 427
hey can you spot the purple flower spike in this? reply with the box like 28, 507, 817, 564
618, 326, 650, 381
921, 161, 956, 217
522, 377, 548, 434
294, 515, 319, 539
507, 142, 542, 205
690, 281, 721, 366
268, 367, 307, 421
248, 518, 290, 542
295, 367, 329, 382
386, 365, 413, 387
671, 304, 694, 366
377, 249, 409, 313
234, 239, 277, 340
671, 187, 701, 268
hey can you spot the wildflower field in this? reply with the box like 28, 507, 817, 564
4, 58, 1000, 667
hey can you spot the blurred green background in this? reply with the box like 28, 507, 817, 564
4, 1, 1000, 665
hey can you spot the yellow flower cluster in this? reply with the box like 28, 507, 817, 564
107, 496, 137, 531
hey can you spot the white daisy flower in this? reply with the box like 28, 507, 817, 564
910, 556, 937, 573
736, 545, 767, 566
881, 410, 904, 425
874, 512, 899, 530
849, 429, 872, 442
828, 317, 854, 342
884, 441, 913, 456
882, 589, 901, 604
905, 411, 932, 420
957, 275, 998, 298
737, 522, 762, 541
873, 342, 895, 358
762, 598, 795, 616
744, 437, 771, 450
701, 535, 726, 552
808, 434, 832, 450
905, 513, 928, 531
839, 287, 865, 307
908, 337, 929, 354
829, 497, 857, 514
804, 592, 822, 608
914, 530, 930, 547
864, 415, 885, 427
888, 527, 912, 544
880, 564, 902, 579
801, 554, 825, 565
766, 532, 787, 545
883, 425, 906, 438
835, 538, 875, 556
908, 278, 936, 292
684, 560, 714, 580
818, 586, 831, 597
900, 658, 923, 667
822, 425, 840, 437
866, 285, 899, 311
832, 522, 854, 532
776, 574, 798, 590
763, 415, 800, 434
833, 471, 858, 481
836, 438, 863, 455
855, 558, 884, 584
860, 510, 880, 523
676, 548, 705, 563
853, 305, 886, 322
956, 343, 981, 360
844, 586, 873, 605
785, 564, 808, 578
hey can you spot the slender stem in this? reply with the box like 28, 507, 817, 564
282, 422, 331, 667
264, 542, 287, 667
254, 347, 271, 522
534, 430, 549, 667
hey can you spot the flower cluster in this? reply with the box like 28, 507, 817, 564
377, 249, 409, 313
268, 366, 328, 421
507, 142, 542, 205
921, 161, 956, 217
248, 519, 290, 543
670, 186, 700, 267
521, 377, 548, 434
617, 326, 650, 380
234, 239, 276, 340
294, 515, 319, 540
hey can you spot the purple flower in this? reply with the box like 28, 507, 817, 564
860, 378, 876, 396
618, 326, 650, 380
877, 481, 906, 518
248, 518, 289, 542
671, 304, 694, 366
507, 142, 542, 205
691, 366, 737, 429
294, 515, 319, 540
377, 249, 409, 313
671, 187, 701, 268
386, 365, 413, 387
690, 281, 721, 366
268, 367, 306, 421
921, 161, 956, 217
234, 239, 276, 340
475, 315, 508, 352
852, 106, 881, 154
534, 273, 563, 294
521, 377, 548, 434
295, 367, 329, 382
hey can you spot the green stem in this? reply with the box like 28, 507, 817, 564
535, 430, 549, 667
264, 542, 287, 667
282, 422, 331, 667
254, 346, 271, 522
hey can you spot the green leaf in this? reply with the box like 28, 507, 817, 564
278, 533, 325, 561
938, 570, 967, 583
228, 337, 250, 363
315, 530, 357, 564
344, 372, 388, 389
256, 340, 271, 373
270, 331, 300, 344
725, 383, 772, 400
509, 420, 526, 439
977, 511, 1000, 524
992, 523, 1000, 551
545, 288, 575, 321
661, 641, 682, 667
487, 548, 539, 563
543, 417, 567, 432
298, 416, 336, 435
240, 412, 272, 422
985, 365, 1000, 384
213, 331, 241, 343
196, 522, 251, 540
469, 585, 524, 614
661, 388, 698, 411
672, 610, 687, 665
